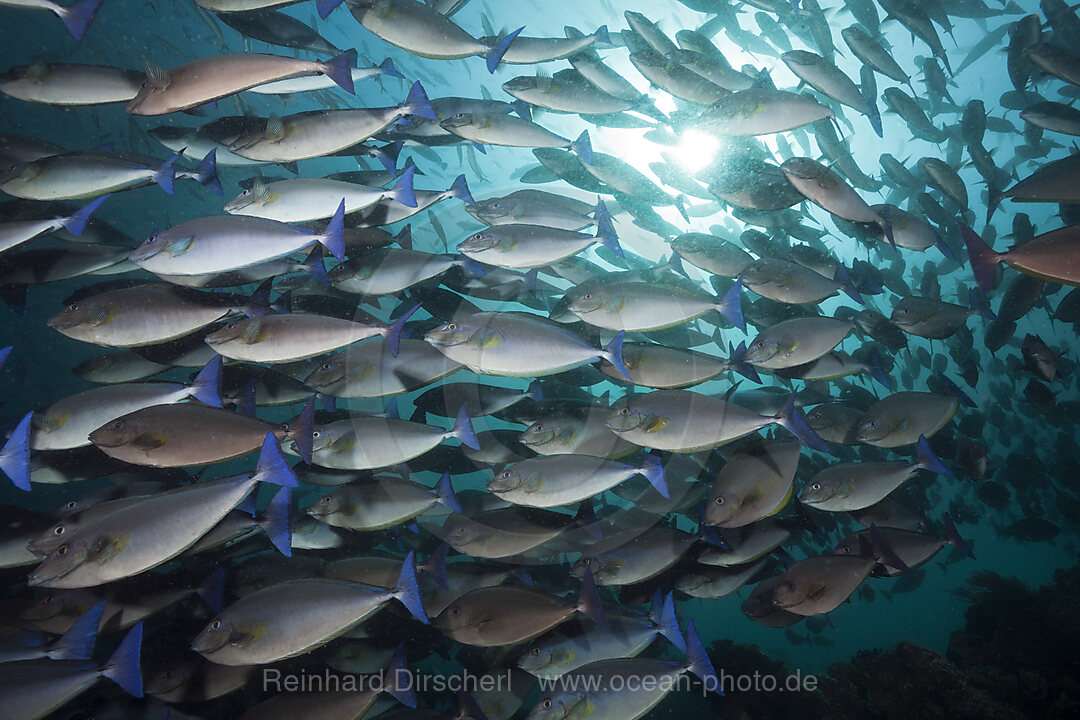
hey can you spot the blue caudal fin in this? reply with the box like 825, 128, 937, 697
716, 279, 745, 330
934, 372, 976, 408
378, 57, 405, 80
700, 525, 731, 551
457, 256, 486, 278
932, 227, 956, 262
385, 644, 417, 708
322, 49, 357, 94
392, 551, 430, 624
290, 398, 316, 464
594, 213, 623, 258
728, 341, 762, 384
685, 620, 721, 695
318, 199, 346, 262
470, 141, 488, 155
867, 102, 883, 138
959, 223, 1000, 294
194, 149, 221, 196
236, 491, 257, 517
592, 24, 612, 46
486, 25, 524, 73
316, 0, 342, 20
244, 278, 273, 318
384, 303, 420, 358
457, 692, 487, 720
448, 174, 475, 206
450, 405, 480, 451
510, 99, 532, 120
388, 165, 417, 208
577, 567, 609, 630
60, 193, 108, 237
59, 0, 103, 41
237, 380, 257, 417
195, 567, 226, 613
640, 452, 668, 499
876, 205, 894, 248
570, 129, 593, 165
523, 267, 538, 291
657, 592, 686, 652
967, 285, 997, 321
868, 349, 891, 390
944, 512, 975, 560
836, 266, 864, 305
395, 223, 413, 251
300, 247, 330, 287
190, 356, 223, 408
153, 153, 177, 195
261, 486, 292, 557
402, 81, 438, 120
101, 622, 143, 698
384, 397, 400, 420
425, 541, 450, 590
525, 379, 543, 402
0, 346, 10, 372
775, 393, 829, 452
435, 471, 462, 513
602, 331, 631, 381
51, 601, 105, 661
373, 141, 403, 175
254, 433, 299, 487
915, 434, 953, 476
0, 411, 33, 492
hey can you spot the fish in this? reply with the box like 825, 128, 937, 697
28, 436, 295, 587
126, 50, 357, 115
854, 392, 959, 448
799, 435, 953, 511
192, 553, 428, 665
434, 570, 607, 646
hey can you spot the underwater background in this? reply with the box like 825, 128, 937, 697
1, 0, 1079, 718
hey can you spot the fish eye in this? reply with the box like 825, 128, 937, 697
583, 557, 592, 565
542, 699, 552, 709
534, 424, 543, 431
785, 582, 795, 591
583, 293, 592, 300
866, 420, 878, 428
446, 323, 457, 331
321, 362, 332, 370
67, 303, 79, 312
55, 544, 68, 557
450, 607, 460, 616
312, 431, 321, 439
532, 647, 541, 655
241, 189, 251, 197
43, 595, 53, 604
471, 233, 483, 241
715, 496, 724, 504
321, 496, 332, 504
754, 341, 765, 349
111, 420, 124, 431
53, 526, 64, 536
490, 202, 501, 209
841, 545, 850, 553
211, 620, 221, 630
65, 501, 77, 509
501, 471, 511, 479
618, 407, 630, 416
811, 483, 820, 490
